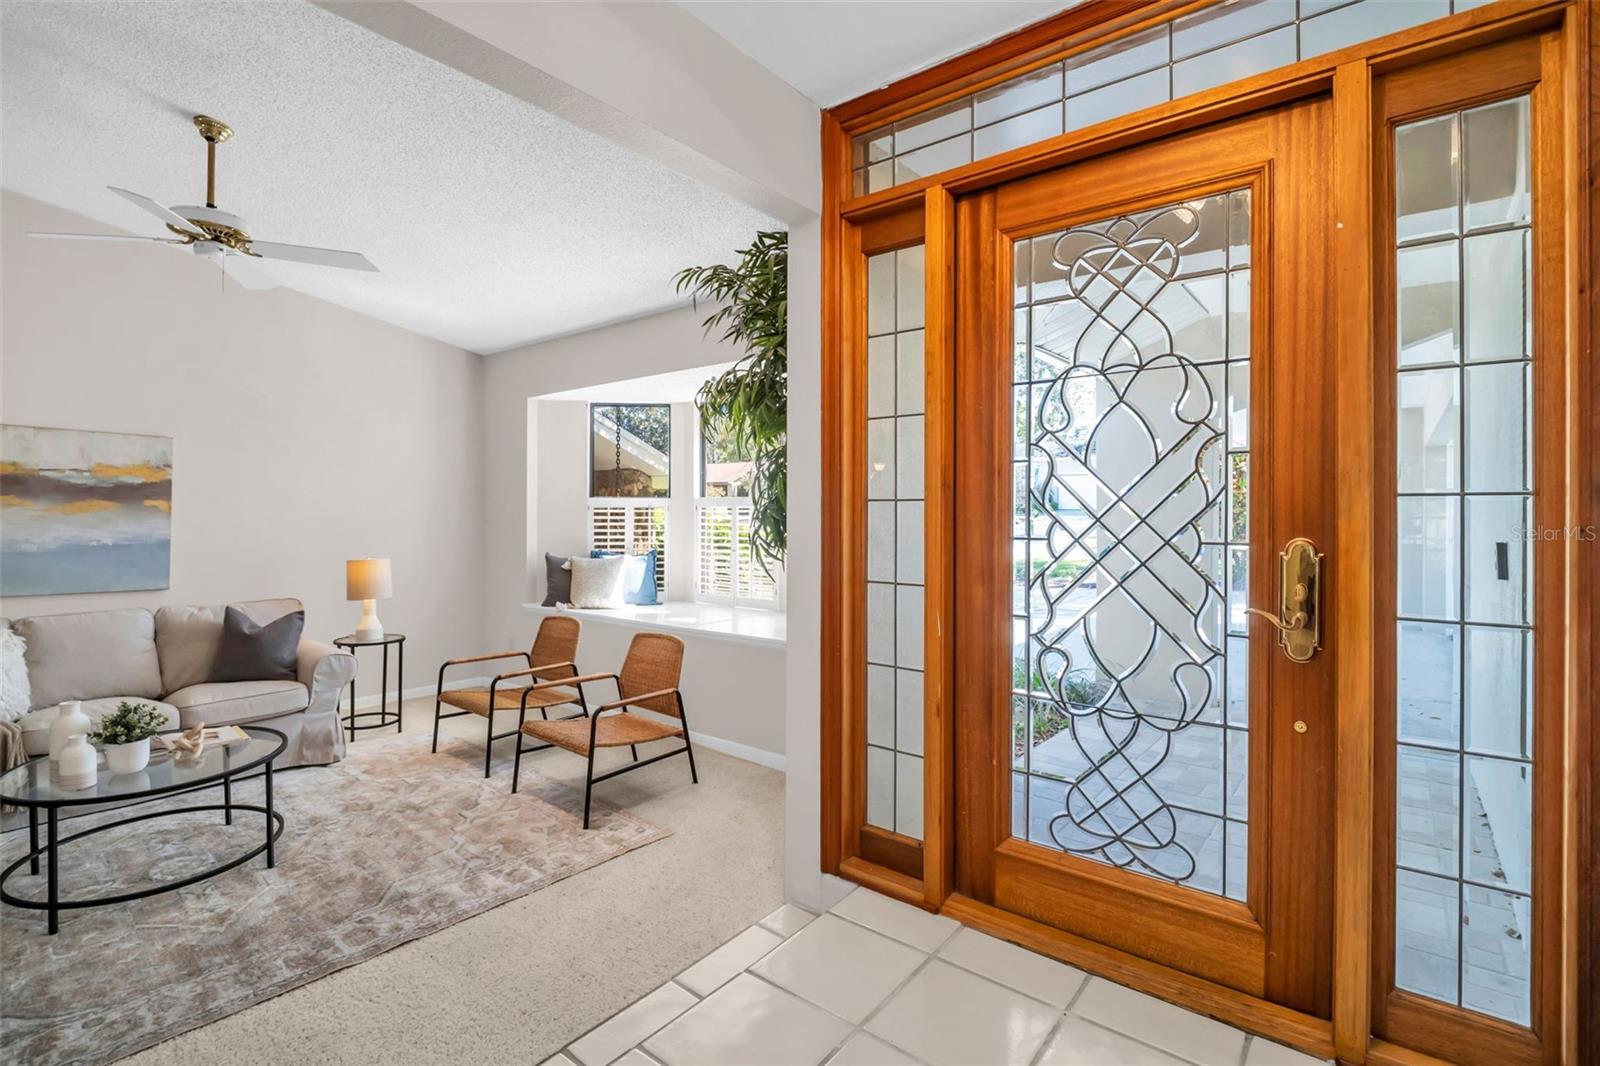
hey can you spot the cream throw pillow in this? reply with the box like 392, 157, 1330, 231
567, 555, 629, 608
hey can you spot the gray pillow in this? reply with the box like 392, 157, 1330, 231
209, 606, 303, 683
542, 553, 572, 607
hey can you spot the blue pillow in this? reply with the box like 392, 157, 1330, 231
590, 549, 659, 604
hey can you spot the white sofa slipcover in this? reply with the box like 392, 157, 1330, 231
6, 598, 353, 766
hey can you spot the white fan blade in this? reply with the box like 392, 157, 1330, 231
108, 186, 203, 235
30, 231, 186, 243
222, 253, 278, 290
250, 240, 377, 273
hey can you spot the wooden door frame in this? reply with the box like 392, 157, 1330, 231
818, 1, 1596, 1062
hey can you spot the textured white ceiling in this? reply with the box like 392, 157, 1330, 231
1, 1, 778, 354
676, 1, 1075, 107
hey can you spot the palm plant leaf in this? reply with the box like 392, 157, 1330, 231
674, 230, 787, 575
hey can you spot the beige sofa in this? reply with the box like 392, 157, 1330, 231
5, 598, 354, 767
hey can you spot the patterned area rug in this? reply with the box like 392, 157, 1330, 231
0, 734, 670, 1065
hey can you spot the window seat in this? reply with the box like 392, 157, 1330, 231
522, 601, 785, 649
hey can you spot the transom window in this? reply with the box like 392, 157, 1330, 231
590, 403, 671, 498
850, 0, 1493, 196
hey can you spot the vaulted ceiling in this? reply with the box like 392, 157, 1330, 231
1, 0, 777, 354
4, 1, 1070, 354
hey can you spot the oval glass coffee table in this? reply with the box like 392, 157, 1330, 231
0, 726, 286, 934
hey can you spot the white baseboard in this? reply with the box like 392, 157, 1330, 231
351, 676, 488, 711
686, 731, 786, 772
353, 677, 786, 772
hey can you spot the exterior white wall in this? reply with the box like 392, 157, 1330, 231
0, 192, 485, 693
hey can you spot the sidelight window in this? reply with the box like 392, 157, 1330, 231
1391, 95, 1534, 1027
864, 244, 927, 840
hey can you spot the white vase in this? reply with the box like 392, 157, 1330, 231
56, 733, 97, 791
104, 737, 151, 775
49, 701, 91, 765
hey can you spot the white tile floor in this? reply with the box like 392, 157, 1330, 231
540, 887, 1333, 1066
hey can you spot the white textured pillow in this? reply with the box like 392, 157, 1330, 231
0, 628, 30, 723
567, 555, 629, 608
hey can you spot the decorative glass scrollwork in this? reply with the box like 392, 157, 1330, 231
1013, 190, 1251, 899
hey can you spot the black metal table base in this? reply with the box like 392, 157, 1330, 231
0, 775, 281, 935
336, 635, 405, 740
343, 708, 402, 732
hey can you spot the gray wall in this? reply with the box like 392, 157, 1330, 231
479, 306, 748, 654
0, 191, 486, 695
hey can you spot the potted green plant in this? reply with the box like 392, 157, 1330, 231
88, 701, 167, 774
675, 230, 787, 575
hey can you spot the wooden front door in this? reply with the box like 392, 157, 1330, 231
952, 98, 1337, 1015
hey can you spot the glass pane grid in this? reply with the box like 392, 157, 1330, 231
1392, 95, 1533, 1027
864, 245, 927, 841
850, 0, 1480, 195
1011, 188, 1252, 903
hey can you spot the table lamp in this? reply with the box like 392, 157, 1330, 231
346, 558, 393, 640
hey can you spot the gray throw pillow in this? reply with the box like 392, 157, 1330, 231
209, 606, 303, 683
542, 553, 572, 607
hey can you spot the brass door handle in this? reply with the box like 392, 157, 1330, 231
1249, 539, 1322, 662
1245, 605, 1307, 634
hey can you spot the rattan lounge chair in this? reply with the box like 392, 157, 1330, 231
433, 615, 585, 777
513, 631, 698, 828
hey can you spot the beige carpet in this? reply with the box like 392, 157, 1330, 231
1, 729, 671, 1066
107, 697, 784, 1065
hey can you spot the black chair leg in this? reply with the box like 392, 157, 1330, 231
431, 698, 442, 753
630, 744, 639, 761
484, 712, 496, 779
677, 692, 699, 784
582, 747, 596, 829
512, 708, 528, 794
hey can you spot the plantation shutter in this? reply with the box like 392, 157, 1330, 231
587, 504, 667, 591
696, 502, 778, 606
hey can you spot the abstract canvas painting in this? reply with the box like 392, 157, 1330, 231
0, 425, 172, 595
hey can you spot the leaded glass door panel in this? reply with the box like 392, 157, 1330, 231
954, 101, 1336, 1013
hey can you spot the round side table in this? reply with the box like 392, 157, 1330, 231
333, 633, 406, 739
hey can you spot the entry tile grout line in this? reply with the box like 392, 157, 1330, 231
826, 894, 962, 954
571, 902, 823, 1064
555, 977, 700, 1066
1074, 1013, 1211, 1066
551, 888, 1311, 1066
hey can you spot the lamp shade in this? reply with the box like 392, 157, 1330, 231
346, 558, 393, 601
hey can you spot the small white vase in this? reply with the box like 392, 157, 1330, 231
49, 701, 91, 765
56, 734, 97, 791
104, 736, 151, 775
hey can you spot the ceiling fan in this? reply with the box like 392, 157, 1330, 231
28, 115, 378, 289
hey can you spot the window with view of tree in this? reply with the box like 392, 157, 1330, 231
700, 410, 753, 497
696, 413, 777, 606
590, 403, 671, 498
